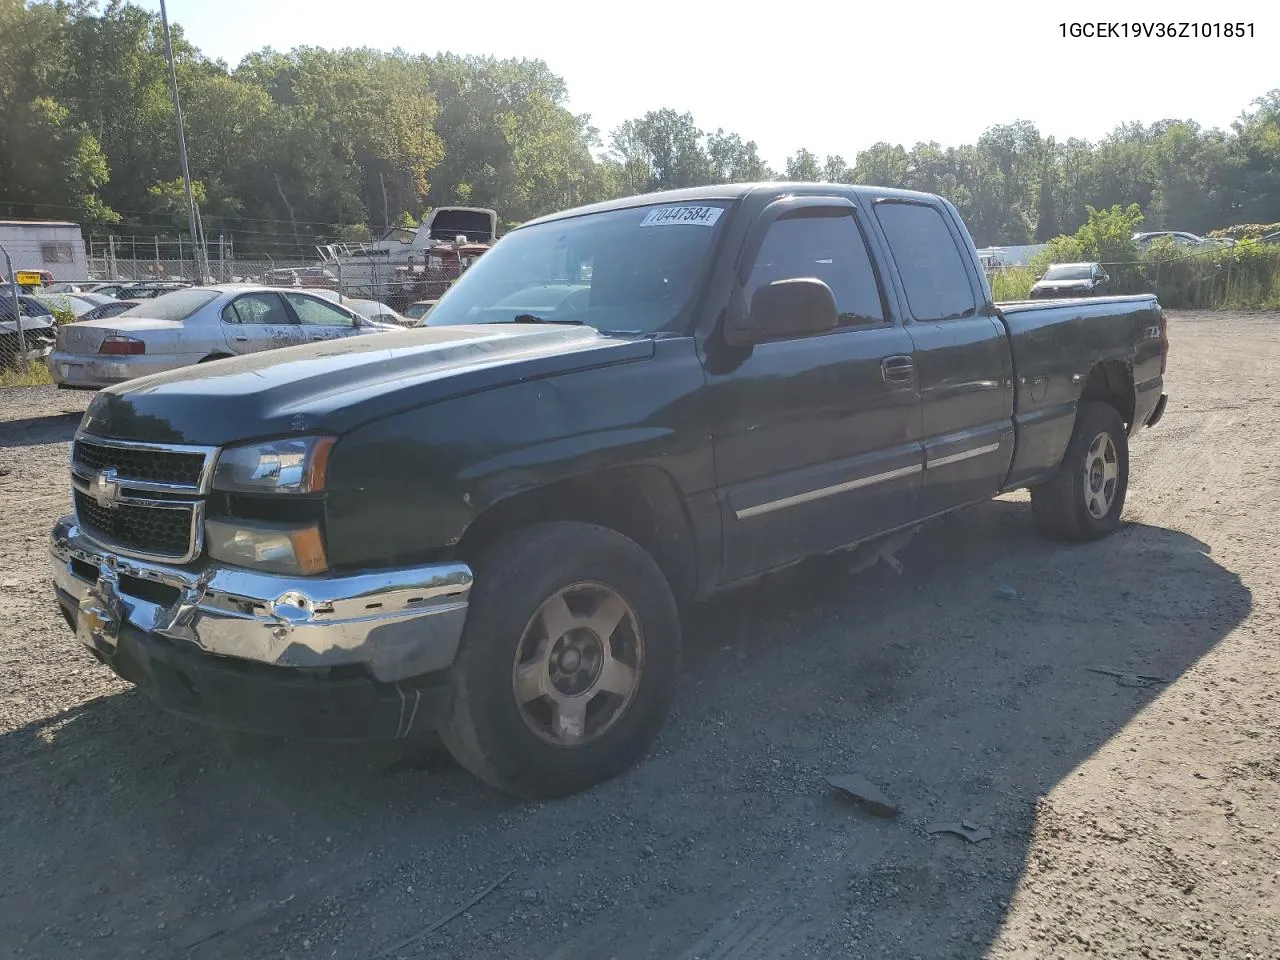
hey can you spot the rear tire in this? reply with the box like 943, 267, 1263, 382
440, 521, 681, 799
198, 353, 231, 363
1031, 401, 1129, 541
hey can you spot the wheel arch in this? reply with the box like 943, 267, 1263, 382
1079, 359, 1135, 431
454, 465, 699, 605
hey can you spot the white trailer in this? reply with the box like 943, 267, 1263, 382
0, 220, 90, 282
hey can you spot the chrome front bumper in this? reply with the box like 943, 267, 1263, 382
50, 516, 473, 683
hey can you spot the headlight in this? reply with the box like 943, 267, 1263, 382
206, 518, 328, 575
213, 436, 335, 494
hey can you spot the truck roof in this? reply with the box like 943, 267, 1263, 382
518, 182, 946, 230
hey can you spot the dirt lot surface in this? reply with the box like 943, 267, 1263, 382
2, 311, 1278, 960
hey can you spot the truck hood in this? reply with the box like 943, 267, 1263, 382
80, 323, 654, 446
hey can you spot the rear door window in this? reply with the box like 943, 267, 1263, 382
874, 202, 978, 321
222, 292, 293, 325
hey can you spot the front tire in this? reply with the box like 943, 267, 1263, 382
440, 522, 681, 799
1031, 401, 1130, 541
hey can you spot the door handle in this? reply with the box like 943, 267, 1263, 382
232, 336, 248, 342
881, 355, 914, 383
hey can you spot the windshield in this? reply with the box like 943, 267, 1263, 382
374, 227, 417, 244
1043, 265, 1093, 281
118, 288, 220, 321
428, 209, 495, 243
425, 202, 731, 334
0, 297, 52, 320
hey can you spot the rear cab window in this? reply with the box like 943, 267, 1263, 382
874, 201, 978, 321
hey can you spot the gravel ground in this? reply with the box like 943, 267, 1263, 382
1, 311, 1278, 960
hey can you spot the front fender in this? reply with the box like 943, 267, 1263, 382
323, 339, 710, 570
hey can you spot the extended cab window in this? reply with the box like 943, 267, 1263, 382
746, 213, 885, 327
874, 202, 977, 321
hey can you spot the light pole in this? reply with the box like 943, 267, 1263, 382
0, 243, 27, 364
158, 0, 208, 283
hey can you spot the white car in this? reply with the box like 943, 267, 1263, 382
312, 291, 415, 327
405, 299, 439, 322
342, 297, 414, 327
1132, 230, 1234, 250
48, 284, 401, 390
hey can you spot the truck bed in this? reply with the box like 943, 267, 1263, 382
995, 293, 1164, 489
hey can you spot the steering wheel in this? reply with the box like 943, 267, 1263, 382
559, 286, 592, 314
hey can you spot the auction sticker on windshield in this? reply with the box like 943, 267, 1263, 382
639, 205, 724, 227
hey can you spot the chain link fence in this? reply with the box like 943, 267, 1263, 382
3, 230, 483, 377
1, 280, 62, 381
82, 254, 465, 308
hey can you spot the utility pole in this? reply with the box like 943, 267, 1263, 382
195, 204, 209, 280
158, 0, 207, 283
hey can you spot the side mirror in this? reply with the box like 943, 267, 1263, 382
723, 278, 838, 347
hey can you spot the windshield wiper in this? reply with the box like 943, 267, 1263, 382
512, 313, 584, 325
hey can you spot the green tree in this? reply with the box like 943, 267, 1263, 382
854, 142, 909, 187
1, 97, 119, 224
608, 109, 711, 192
706, 129, 773, 182
2, 1, 1278, 261
784, 148, 821, 181
821, 154, 852, 183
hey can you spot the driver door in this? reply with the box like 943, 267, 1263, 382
709, 200, 923, 583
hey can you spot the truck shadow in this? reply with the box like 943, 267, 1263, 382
0, 410, 83, 448
0, 497, 1250, 960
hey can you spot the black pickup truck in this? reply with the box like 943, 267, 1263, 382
50, 183, 1168, 798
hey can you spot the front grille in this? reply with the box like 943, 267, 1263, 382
74, 439, 206, 487
74, 488, 196, 559
71, 434, 216, 562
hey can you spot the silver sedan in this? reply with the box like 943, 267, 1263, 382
48, 284, 400, 389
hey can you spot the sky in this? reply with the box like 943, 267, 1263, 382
138, 0, 1278, 168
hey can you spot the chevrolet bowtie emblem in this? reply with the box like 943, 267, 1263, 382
91, 467, 121, 509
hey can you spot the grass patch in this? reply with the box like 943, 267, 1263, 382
990, 248, 1280, 310
0, 362, 54, 388
990, 268, 1036, 301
